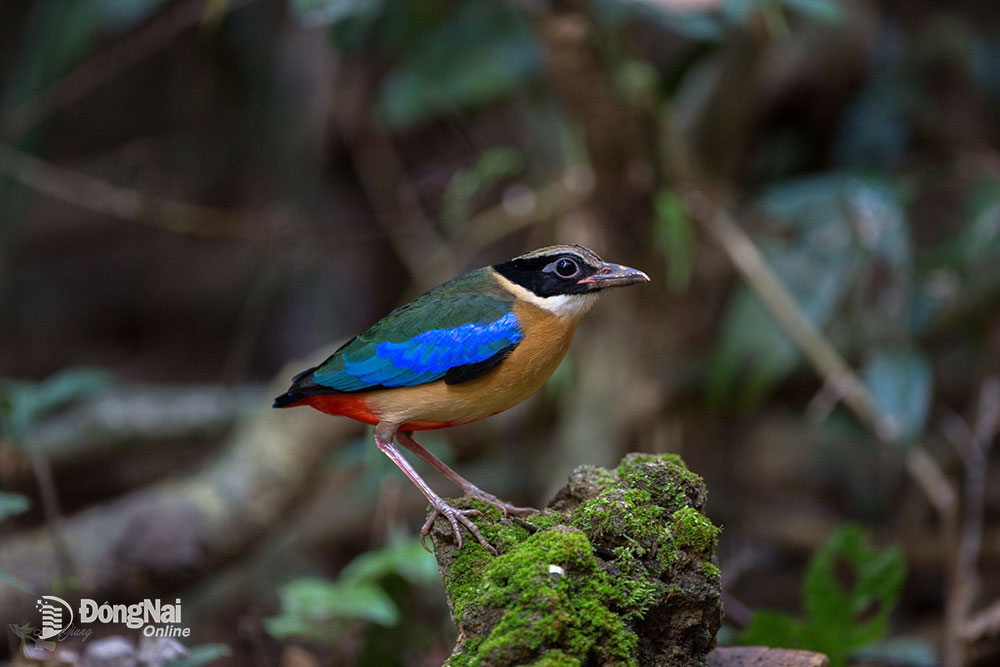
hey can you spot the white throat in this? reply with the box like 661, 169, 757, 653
495, 274, 600, 319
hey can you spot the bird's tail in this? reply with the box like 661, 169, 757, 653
273, 392, 307, 408
272, 364, 319, 408
273, 364, 344, 408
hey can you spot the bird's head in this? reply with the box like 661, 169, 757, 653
493, 244, 649, 318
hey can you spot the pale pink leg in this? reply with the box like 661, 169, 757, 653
396, 431, 538, 518
374, 424, 497, 555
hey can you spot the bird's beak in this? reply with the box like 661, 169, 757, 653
577, 262, 651, 289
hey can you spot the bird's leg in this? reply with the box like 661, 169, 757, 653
396, 431, 538, 518
373, 424, 497, 555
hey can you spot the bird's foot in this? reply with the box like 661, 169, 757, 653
462, 487, 538, 519
421, 499, 497, 556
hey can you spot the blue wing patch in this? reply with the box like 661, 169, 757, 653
314, 311, 523, 391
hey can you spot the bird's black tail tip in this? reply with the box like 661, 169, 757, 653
273, 392, 307, 408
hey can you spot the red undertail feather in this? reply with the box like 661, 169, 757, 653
296, 394, 460, 431
301, 394, 380, 425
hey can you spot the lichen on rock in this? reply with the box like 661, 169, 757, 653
429, 453, 723, 667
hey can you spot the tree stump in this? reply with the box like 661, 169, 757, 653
428, 453, 724, 666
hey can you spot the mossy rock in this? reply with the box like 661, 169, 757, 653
429, 453, 723, 667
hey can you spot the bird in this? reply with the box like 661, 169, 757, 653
274, 244, 649, 554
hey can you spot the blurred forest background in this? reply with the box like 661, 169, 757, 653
1, 0, 1000, 665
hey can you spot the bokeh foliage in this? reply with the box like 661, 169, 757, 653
739, 525, 907, 666
2, 0, 1000, 665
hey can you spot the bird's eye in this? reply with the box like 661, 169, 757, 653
555, 258, 578, 277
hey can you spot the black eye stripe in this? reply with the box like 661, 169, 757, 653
494, 253, 598, 297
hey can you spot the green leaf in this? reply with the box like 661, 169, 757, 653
653, 189, 694, 292
707, 237, 855, 408
957, 180, 1000, 261
376, 0, 542, 128
0, 368, 114, 445
780, 0, 845, 24
738, 525, 906, 667
912, 179, 1000, 334
708, 175, 860, 407
289, 0, 382, 27
801, 525, 906, 665
589, 0, 725, 40
164, 644, 232, 667
265, 578, 400, 640
0, 492, 31, 522
739, 610, 804, 649
707, 174, 914, 409
339, 539, 439, 586
862, 349, 932, 443
707, 288, 792, 410
846, 176, 911, 269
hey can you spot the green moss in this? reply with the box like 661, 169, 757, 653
616, 576, 660, 621
446, 542, 494, 621
655, 544, 679, 573
526, 511, 562, 531
616, 452, 683, 478
617, 452, 706, 514
452, 528, 637, 666
617, 452, 702, 489
529, 649, 581, 666
568, 486, 666, 549
569, 495, 611, 534
576, 464, 618, 489
442, 503, 562, 625
447, 637, 486, 667
446, 497, 532, 557
442, 454, 721, 665
671, 507, 720, 556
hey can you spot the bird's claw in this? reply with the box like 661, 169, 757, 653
421, 501, 498, 556
462, 488, 539, 519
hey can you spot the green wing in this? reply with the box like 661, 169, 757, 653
308, 271, 522, 391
